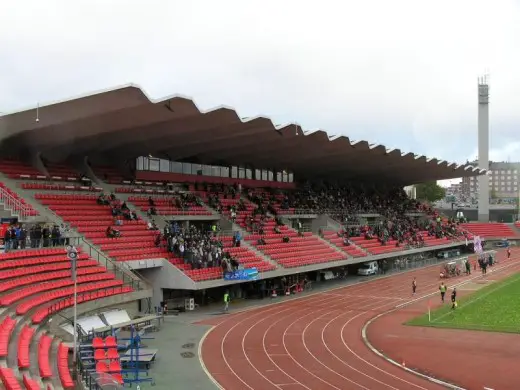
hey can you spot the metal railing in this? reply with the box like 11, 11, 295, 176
46, 285, 131, 319
147, 207, 213, 217
1, 235, 147, 291
0, 186, 35, 220
79, 237, 146, 291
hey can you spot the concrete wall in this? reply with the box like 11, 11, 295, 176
311, 215, 341, 233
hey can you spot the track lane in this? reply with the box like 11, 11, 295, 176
201, 251, 518, 390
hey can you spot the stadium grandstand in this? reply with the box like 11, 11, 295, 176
0, 84, 505, 389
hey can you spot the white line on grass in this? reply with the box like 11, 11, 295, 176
430, 273, 520, 324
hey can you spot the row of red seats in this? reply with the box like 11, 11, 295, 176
117, 187, 174, 194
17, 279, 124, 315
94, 348, 119, 360
38, 334, 53, 378
0, 366, 21, 390
23, 375, 39, 390
0, 253, 90, 270
35, 193, 98, 200
92, 335, 117, 349
0, 266, 106, 292
0, 317, 16, 356
1, 273, 116, 306
17, 326, 35, 368
32, 285, 133, 324
0, 259, 98, 280
22, 183, 102, 191
58, 343, 75, 388
0, 247, 70, 260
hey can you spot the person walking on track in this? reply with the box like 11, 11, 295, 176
508, 248, 511, 259
412, 277, 417, 296
223, 290, 230, 312
439, 282, 447, 303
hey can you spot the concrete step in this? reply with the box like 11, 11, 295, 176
314, 233, 353, 259
49, 337, 64, 390
0, 174, 60, 223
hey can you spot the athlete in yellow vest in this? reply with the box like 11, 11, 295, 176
439, 282, 447, 303
224, 291, 230, 312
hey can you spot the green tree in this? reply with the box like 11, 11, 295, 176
415, 181, 446, 203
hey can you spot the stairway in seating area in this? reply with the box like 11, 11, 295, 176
461, 223, 518, 239
322, 230, 367, 258
0, 247, 134, 389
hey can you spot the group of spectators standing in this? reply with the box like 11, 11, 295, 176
4, 223, 71, 251
160, 222, 242, 273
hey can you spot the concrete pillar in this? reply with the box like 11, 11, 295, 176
477, 77, 490, 222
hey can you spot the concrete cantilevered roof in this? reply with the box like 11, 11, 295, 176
0, 84, 486, 185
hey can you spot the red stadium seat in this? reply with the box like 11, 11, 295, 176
17, 326, 35, 368
104, 335, 117, 348
22, 375, 40, 390
57, 343, 75, 389
0, 366, 22, 390
0, 316, 16, 357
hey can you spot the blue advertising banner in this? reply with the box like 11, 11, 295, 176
223, 268, 258, 281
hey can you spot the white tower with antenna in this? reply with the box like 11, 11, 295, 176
477, 74, 490, 222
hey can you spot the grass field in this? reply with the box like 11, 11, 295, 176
407, 272, 520, 333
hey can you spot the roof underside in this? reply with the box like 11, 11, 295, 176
0, 84, 485, 185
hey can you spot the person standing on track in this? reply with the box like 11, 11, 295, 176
412, 277, 417, 296
507, 248, 511, 259
223, 290, 230, 312
451, 287, 457, 310
439, 282, 447, 303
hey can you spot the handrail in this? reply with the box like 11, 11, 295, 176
31, 204, 151, 292
79, 237, 147, 291
0, 186, 34, 220
277, 208, 382, 215
46, 285, 132, 319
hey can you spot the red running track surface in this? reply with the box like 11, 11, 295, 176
199, 249, 519, 390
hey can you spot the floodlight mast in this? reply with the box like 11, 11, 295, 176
477, 74, 490, 222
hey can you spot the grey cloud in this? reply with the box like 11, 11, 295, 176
1, 0, 520, 167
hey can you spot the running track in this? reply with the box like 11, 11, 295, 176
199, 250, 519, 390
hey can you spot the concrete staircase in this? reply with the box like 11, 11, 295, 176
0, 173, 61, 224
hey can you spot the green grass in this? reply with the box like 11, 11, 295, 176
407, 272, 520, 333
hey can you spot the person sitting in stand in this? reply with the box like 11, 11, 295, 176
130, 210, 138, 220
97, 193, 109, 205
106, 226, 121, 238
147, 206, 157, 217
282, 235, 290, 243
274, 225, 281, 234
148, 196, 155, 207
122, 208, 131, 220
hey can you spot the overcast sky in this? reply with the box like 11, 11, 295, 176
2, 0, 520, 171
